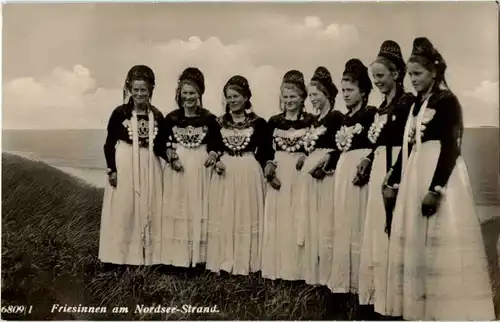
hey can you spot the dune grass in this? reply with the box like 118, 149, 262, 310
2, 153, 372, 321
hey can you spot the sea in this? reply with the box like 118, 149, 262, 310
3, 128, 500, 207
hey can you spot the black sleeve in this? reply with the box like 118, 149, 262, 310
386, 143, 415, 186
429, 94, 463, 190
324, 111, 345, 171
103, 109, 121, 173
324, 150, 341, 171
364, 107, 378, 151
163, 113, 176, 151
206, 114, 224, 155
152, 110, 168, 161
255, 117, 276, 169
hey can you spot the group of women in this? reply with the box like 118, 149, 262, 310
98, 37, 495, 320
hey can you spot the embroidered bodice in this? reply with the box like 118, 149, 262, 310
103, 104, 165, 172
162, 107, 223, 154
367, 91, 415, 147
304, 109, 344, 153
387, 89, 464, 190
216, 112, 274, 168
335, 105, 377, 153
268, 112, 315, 154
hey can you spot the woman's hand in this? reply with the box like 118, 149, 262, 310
108, 172, 117, 187
310, 168, 326, 180
214, 161, 225, 175
166, 148, 178, 163
353, 157, 372, 187
422, 191, 442, 217
296, 154, 306, 171
382, 184, 398, 236
264, 161, 277, 179
204, 151, 218, 168
269, 176, 281, 190
308, 153, 330, 180
171, 159, 184, 172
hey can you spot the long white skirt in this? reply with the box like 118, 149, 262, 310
358, 146, 401, 312
385, 141, 495, 320
99, 141, 163, 265
299, 148, 335, 286
328, 148, 371, 294
261, 151, 308, 281
206, 153, 265, 275
161, 145, 212, 267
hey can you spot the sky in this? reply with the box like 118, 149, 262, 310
2, 1, 499, 129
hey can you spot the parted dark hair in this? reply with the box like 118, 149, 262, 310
123, 65, 155, 104
175, 67, 205, 109
408, 37, 449, 91
223, 75, 253, 115
342, 59, 373, 104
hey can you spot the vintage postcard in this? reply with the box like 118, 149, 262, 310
1, 1, 499, 320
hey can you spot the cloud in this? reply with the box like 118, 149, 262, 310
461, 80, 499, 127
3, 15, 363, 129
464, 80, 498, 106
3, 13, 497, 129
3, 65, 118, 129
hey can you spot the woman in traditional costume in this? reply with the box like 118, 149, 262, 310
206, 75, 271, 276
300, 66, 344, 286
160, 67, 223, 269
357, 40, 415, 316
261, 70, 315, 282
328, 59, 377, 294
99, 65, 164, 266
382, 37, 495, 321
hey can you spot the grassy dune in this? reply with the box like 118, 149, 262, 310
2, 152, 499, 320
1, 153, 365, 321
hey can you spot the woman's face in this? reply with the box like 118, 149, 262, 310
225, 88, 247, 113
341, 80, 363, 109
130, 80, 150, 105
407, 61, 435, 94
180, 83, 200, 109
308, 85, 328, 111
371, 62, 397, 95
281, 86, 303, 112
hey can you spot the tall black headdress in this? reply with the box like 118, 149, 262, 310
377, 40, 406, 84
343, 58, 373, 97
280, 70, 307, 112
409, 37, 447, 81
310, 66, 338, 106
123, 65, 156, 104
282, 70, 307, 98
176, 67, 205, 108
223, 75, 253, 113
224, 75, 252, 99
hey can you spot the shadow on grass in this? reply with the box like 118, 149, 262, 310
1, 152, 498, 320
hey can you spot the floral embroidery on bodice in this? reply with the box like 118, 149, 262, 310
273, 127, 308, 153
221, 127, 254, 152
335, 123, 364, 152
367, 113, 388, 144
304, 125, 328, 153
408, 108, 436, 144
122, 117, 158, 147
172, 125, 208, 149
